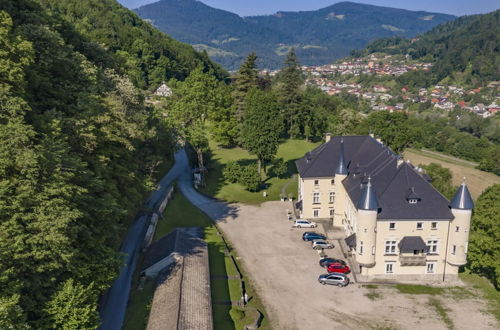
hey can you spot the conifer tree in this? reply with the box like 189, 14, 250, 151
275, 48, 304, 138
241, 89, 283, 174
232, 52, 259, 120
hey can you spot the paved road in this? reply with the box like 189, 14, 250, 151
99, 148, 237, 330
99, 149, 186, 330
175, 149, 237, 222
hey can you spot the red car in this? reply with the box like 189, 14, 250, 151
327, 263, 350, 274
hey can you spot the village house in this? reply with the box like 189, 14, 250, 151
295, 135, 473, 282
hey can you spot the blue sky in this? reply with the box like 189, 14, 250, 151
119, 0, 499, 17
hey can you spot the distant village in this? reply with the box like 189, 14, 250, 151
261, 54, 500, 118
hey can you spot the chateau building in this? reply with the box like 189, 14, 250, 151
295, 134, 474, 281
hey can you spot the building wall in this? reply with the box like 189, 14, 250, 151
299, 173, 467, 281
364, 220, 453, 277
299, 176, 336, 219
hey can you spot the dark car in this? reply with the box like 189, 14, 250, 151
302, 232, 326, 241
319, 257, 347, 268
318, 273, 349, 287
327, 263, 351, 274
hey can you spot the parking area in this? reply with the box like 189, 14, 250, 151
217, 201, 497, 330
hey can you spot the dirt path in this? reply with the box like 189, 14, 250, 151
216, 201, 498, 330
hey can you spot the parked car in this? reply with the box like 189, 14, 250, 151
318, 273, 349, 287
312, 240, 334, 249
319, 257, 347, 267
302, 232, 326, 241
327, 263, 350, 274
292, 219, 317, 228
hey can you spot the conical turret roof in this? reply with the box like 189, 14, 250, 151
450, 181, 474, 210
357, 177, 379, 210
335, 138, 348, 175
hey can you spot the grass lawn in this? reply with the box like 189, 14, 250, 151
460, 272, 500, 322
201, 139, 320, 204
403, 148, 500, 199
123, 191, 270, 330
394, 283, 444, 295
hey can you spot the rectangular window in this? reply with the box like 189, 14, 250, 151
313, 209, 319, 218
329, 208, 334, 216
452, 245, 456, 255
426, 262, 436, 274
329, 192, 335, 203
313, 192, 320, 204
331, 179, 335, 185
417, 222, 423, 230
389, 222, 395, 230
359, 241, 363, 255
385, 262, 394, 274
385, 240, 397, 255
431, 222, 437, 230
314, 180, 319, 185
427, 240, 438, 254
455, 226, 460, 232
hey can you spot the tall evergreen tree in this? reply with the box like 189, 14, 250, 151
240, 89, 283, 173
275, 48, 303, 138
232, 52, 259, 120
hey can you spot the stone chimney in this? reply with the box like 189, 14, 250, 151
325, 133, 332, 143
397, 156, 404, 168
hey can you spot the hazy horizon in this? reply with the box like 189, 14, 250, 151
118, 0, 499, 17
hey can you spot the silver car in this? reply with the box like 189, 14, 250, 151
312, 239, 334, 249
318, 273, 349, 287
292, 219, 317, 228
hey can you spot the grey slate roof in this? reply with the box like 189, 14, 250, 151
142, 227, 204, 270
296, 135, 454, 220
345, 233, 356, 248
450, 183, 474, 210
356, 177, 379, 210
398, 236, 429, 253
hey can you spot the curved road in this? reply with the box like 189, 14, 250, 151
99, 148, 231, 330
99, 149, 185, 330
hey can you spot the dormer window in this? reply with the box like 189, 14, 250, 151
406, 187, 421, 205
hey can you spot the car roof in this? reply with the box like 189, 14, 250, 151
327, 272, 347, 277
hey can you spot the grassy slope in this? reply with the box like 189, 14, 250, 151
403, 148, 500, 199
201, 139, 320, 204
123, 191, 270, 330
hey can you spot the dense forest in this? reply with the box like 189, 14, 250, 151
0, 0, 226, 328
38, 0, 227, 88
352, 10, 500, 86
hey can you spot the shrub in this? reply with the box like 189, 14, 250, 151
271, 157, 288, 178
222, 161, 242, 183
229, 308, 245, 321
239, 164, 261, 192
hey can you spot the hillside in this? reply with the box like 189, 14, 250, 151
0, 0, 225, 328
134, 0, 455, 70
352, 10, 500, 85
38, 0, 227, 88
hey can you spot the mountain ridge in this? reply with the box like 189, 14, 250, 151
135, 0, 456, 70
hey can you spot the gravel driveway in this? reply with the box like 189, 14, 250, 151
216, 201, 498, 330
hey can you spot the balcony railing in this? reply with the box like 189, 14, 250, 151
399, 254, 427, 266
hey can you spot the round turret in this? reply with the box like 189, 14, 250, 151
356, 177, 378, 267
447, 181, 474, 266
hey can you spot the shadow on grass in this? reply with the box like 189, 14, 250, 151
202, 152, 303, 201
207, 227, 237, 330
